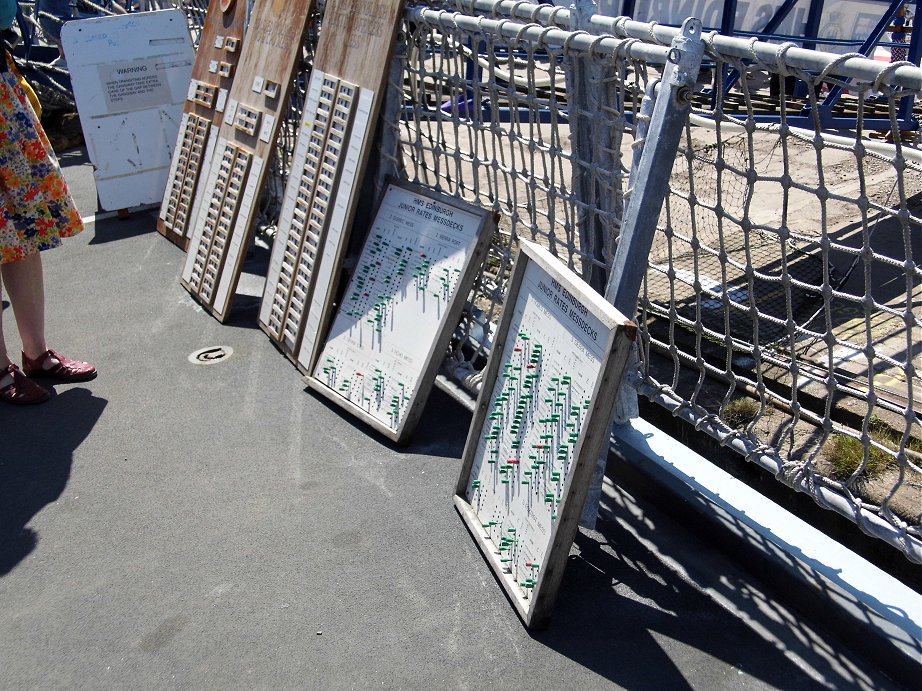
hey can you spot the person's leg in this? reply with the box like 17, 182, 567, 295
0, 251, 46, 361
0, 281, 12, 382
0, 266, 51, 404
3, 250, 96, 383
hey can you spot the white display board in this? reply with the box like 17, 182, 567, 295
307, 182, 495, 442
62, 10, 195, 210
455, 240, 635, 629
259, 70, 372, 356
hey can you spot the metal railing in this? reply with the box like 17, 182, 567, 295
382, 1, 922, 562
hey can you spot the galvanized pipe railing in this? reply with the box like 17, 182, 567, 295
453, 0, 922, 91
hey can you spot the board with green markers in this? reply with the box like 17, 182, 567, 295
455, 240, 635, 628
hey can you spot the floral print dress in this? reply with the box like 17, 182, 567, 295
0, 58, 83, 264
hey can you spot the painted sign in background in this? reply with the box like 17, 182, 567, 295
569, 0, 902, 53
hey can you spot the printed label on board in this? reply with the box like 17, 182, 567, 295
258, 113, 276, 143
99, 58, 171, 113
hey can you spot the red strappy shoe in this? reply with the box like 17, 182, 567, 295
22, 349, 97, 383
0, 364, 51, 405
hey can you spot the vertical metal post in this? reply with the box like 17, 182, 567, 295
580, 18, 705, 528
568, 0, 609, 294
605, 18, 704, 317
802, 0, 825, 51
377, 38, 409, 192
720, 0, 738, 34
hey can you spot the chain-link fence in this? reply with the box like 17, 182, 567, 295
381, 1, 922, 563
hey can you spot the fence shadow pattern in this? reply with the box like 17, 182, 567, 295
121, 2, 919, 562
379, 1, 921, 563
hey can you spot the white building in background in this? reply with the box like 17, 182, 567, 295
553, 0, 912, 58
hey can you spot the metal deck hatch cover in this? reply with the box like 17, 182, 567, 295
188, 346, 234, 365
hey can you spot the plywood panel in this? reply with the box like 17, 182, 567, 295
313, 0, 406, 90
258, 0, 405, 369
158, 0, 247, 249
306, 182, 495, 443
454, 240, 636, 629
181, 0, 315, 321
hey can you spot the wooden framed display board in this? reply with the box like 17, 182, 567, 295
157, 0, 247, 249
61, 10, 195, 211
180, 0, 315, 321
258, 0, 406, 370
306, 182, 496, 443
454, 240, 636, 629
